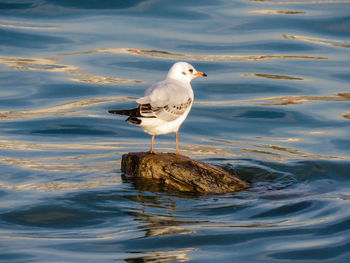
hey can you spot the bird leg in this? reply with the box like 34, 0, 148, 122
175, 132, 179, 155
149, 135, 155, 154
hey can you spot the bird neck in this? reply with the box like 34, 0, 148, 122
166, 74, 192, 83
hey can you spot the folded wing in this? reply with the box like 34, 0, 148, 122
136, 80, 193, 122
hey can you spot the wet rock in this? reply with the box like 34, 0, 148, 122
121, 152, 249, 194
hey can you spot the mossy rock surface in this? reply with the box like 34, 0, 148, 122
121, 152, 249, 194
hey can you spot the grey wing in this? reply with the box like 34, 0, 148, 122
137, 80, 193, 121
139, 98, 192, 121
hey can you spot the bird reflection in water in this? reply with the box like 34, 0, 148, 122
122, 189, 201, 262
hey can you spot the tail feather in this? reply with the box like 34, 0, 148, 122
108, 107, 142, 124
108, 108, 138, 116
108, 104, 156, 125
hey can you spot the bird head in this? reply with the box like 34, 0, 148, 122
167, 62, 207, 82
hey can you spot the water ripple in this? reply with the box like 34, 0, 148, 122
0, 96, 135, 121
248, 10, 306, 15
284, 34, 350, 48
0, 20, 61, 30
0, 56, 142, 84
61, 47, 328, 61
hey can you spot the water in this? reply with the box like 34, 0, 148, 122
0, 0, 349, 262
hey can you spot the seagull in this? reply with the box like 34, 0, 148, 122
108, 62, 207, 155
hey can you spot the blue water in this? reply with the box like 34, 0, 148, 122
0, 0, 350, 262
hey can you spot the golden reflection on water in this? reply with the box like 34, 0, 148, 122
0, 153, 120, 173
0, 56, 77, 71
201, 137, 350, 161
0, 150, 122, 191
125, 248, 196, 263
284, 34, 350, 48
248, 10, 306, 15
0, 96, 136, 121
179, 143, 238, 157
242, 73, 304, 80
0, 175, 121, 192
0, 137, 134, 151
0, 137, 134, 173
62, 47, 327, 61
0, 137, 132, 191
196, 93, 349, 111
0, 56, 142, 84
256, 93, 350, 106
67, 71, 140, 84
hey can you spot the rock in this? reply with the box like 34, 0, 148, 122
121, 152, 249, 194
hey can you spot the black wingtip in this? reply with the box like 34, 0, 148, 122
108, 110, 125, 115
108, 108, 140, 117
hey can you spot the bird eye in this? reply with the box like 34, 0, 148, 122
189, 69, 193, 73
